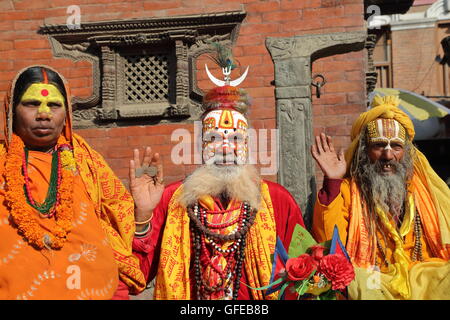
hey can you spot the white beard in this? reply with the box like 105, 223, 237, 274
179, 164, 261, 210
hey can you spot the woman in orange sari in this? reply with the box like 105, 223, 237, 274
0, 66, 145, 299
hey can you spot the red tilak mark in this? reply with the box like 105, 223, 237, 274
41, 68, 49, 84
41, 89, 49, 97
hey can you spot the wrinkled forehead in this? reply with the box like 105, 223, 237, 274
366, 118, 406, 143
202, 109, 248, 132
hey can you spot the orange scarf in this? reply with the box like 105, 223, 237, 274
72, 133, 145, 293
154, 181, 277, 300
346, 174, 450, 298
345, 98, 450, 248
345, 97, 450, 298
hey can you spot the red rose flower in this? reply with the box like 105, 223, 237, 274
285, 254, 316, 281
318, 253, 355, 290
310, 245, 327, 264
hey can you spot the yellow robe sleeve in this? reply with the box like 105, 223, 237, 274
312, 179, 351, 244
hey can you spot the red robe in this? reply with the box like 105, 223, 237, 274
132, 179, 304, 300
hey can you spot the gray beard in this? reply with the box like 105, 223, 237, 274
353, 138, 413, 222
179, 164, 261, 210
364, 160, 408, 221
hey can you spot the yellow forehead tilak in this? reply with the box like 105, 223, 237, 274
20, 83, 65, 117
367, 118, 406, 149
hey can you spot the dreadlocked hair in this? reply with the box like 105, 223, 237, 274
349, 126, 415, 239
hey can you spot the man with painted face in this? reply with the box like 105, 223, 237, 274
130, 80, 305, 299
0, 66, 145, 299
311, 95, 450, 299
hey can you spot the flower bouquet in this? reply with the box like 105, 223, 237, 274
261, 225, 355, 300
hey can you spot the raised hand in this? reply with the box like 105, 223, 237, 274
311, 133, 346, 180
129, 147, 164, 225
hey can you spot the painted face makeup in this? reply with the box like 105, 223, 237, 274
202, 109, 248, 165
20, 83, 65, 119
14, 81, 66, 151
367, 118, 405, 150
366, 118, 406, 173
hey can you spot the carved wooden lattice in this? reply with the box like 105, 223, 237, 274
39, 11, 246, 127
124, 53, 170, 103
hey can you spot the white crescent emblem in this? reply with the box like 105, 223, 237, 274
205, 64, 249, 87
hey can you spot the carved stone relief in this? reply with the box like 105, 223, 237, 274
267, 31, 367, 227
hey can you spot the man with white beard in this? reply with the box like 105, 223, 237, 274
129, 84, 304, 300
311, 95, 450, 300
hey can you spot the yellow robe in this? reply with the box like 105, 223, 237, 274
312, 178, 450, 300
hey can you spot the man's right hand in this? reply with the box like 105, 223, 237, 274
311, 133, 346, 180
129, 147, 164, 228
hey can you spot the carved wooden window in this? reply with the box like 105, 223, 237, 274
115, 47, 177, 118
123, 53, 170, 104
39, 11, 246, 128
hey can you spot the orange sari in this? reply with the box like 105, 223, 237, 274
0, 65, 145, 298
0, 151, 118, 299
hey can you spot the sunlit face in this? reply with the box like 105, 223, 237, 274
13, 83, 66, 151
366, 118, 406, 174
202, 109, 248, 166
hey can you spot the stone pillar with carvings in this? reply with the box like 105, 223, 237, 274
99, 46, 117, 120
266, 32, 367, 228
173, 39, 191, 117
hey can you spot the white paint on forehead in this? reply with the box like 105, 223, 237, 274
203, 109, 247, 129
369, 119, 405, 151
375, 119, 404, 142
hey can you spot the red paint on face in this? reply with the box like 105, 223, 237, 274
41, 89, 49, 97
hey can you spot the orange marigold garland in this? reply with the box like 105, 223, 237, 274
5, 134, 75, 250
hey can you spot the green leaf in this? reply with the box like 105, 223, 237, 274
296, 280, 310, 297
278, 282, 291, 300
294, 280, 304, 291
293, 270, 316, 298
241, 276, 285, 291
288, 224, 317, 257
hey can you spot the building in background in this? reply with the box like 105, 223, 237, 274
370, 0, 450, 185
0, 0, 417, 220
1, 0, 426, 299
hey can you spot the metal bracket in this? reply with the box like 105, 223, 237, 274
311, 74, 326, 98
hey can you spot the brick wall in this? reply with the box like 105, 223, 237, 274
0, 0, 366, 190
391, 27, 440, 97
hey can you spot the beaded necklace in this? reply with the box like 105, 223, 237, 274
23, 147, 61, 218
411, 210, 423, 262
5, 134, 75, 250
375, 207, 424, 267
188, 202, 256, 300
